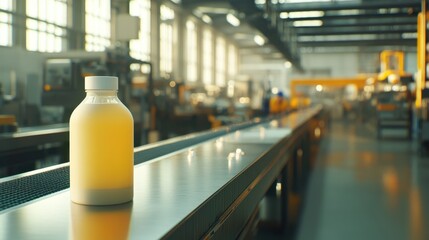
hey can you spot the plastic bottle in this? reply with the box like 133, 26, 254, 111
70, 76, 134, 205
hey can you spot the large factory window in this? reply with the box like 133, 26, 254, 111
85, 0, 110, 51
228, 44, 238, 78
26, 0, 68, 52
215, 37, 226, 87
202, 28, 213, 85
0, 1, 13, 46
186, 20, 197, 83
160, 5, 174, 78
129, 0, 151, 67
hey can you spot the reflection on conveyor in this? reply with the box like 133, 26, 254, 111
71, 202, 132, 240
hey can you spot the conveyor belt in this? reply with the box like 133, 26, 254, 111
0, 167, 70, 210
0, 106, 324, 239
0, 119, 261, 211
0, 124, 69, 152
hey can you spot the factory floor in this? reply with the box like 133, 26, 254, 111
258, 119, 429, 240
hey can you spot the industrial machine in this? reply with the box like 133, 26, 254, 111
374, 50, 413, 139
42, 48, 154, 145
0, 71, 19, 133
289, 77, 368, 119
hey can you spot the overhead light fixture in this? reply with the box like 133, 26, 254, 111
254, 35, 265, 46
402, 32, 417, 39
271, 87, 279, 95
226, 13, 240, 27
279, 12, 289, 19
378, 8, 388, 14
202, 14, 212, 24
338, 9, 360, 15
293, 20, 323, 27
288, 11, 324, 19
284, 61, 292, 68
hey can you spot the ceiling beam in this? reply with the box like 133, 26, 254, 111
230, 0, 303, 71
293, 19, 416, 28
182, 0, 230, 9
286, 12, 417, 21
298, 39, 417, 47
276, 0, 420, 12
296, 28, 417, 36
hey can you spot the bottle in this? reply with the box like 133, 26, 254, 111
70, 76, 134, 205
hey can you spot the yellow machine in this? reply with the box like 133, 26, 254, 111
377, 50, 409, 83
374, 50, 413, 139
289, 77, 368, 110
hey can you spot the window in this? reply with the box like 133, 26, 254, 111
228, 44, 238, 78
202, 28, 213, 85
215, 37, 226, 87
26, 0, 68, 52
186, 20, 197, 83
160, 5, 174, 78
129, 0, 151, 63
85, 0, 110, 51
0, 1, 13, 46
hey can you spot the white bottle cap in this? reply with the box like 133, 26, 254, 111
85, 76, 118, 90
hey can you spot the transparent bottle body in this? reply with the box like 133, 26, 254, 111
70, 90, 134, 205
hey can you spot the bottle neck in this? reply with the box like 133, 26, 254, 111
85, 90, 118, 96
83, 90, 120, 104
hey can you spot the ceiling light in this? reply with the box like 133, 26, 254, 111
293, 20, 323, 27
196, 7, 230, 14
402, 32, 417, 39
272, 87, 279, 94
284, 61, 292, 68
202, 15, 212, 24
226, 13, 240, 27
279, 12, 289, 19
337, 9, 360, 15
288, 11, 324, 19
254, 35, 265, 46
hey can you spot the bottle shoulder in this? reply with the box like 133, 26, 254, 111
70, 99, 133, 123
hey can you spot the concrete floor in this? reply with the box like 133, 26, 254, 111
295, 121, 429, 240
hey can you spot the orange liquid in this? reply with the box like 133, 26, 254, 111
70, 100, 133, 205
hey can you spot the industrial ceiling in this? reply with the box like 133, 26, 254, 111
182, 0, 420, 70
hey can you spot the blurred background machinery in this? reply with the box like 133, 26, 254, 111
374, 50, 413, 139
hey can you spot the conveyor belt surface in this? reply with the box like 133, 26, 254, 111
0, 119, 261, 211
0, 106, 322, 239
